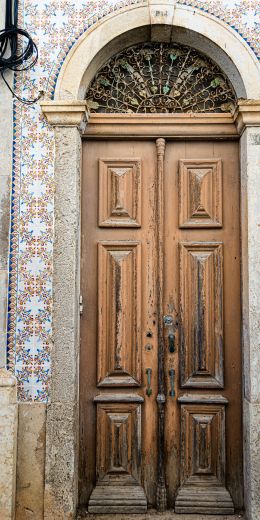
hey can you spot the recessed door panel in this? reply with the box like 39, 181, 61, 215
175, 396, 234, 514
99, 159, 142, 227
179, 159, 222, 228
179, 241, 224, 388
94, 400, 142, 484
97, 241, 142, 387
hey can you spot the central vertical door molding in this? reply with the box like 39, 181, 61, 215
155, 138, 167, 511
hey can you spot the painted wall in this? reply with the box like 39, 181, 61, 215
3, 0, 260, 402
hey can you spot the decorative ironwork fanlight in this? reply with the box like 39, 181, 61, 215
85, 42, 237, 114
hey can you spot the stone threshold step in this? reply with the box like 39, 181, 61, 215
78, 509, 244, 520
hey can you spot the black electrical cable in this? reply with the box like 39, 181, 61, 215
0, 0, 42, 104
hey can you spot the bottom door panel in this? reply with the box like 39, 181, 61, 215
175, 396, 234, 514
95, 398, 143, 485
88, 395, 147, 513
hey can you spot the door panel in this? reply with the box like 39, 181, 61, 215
98, 158, 141, 227
94, 398, 143, 484
164, 141, 242, 511
179, 158, 222, 228
97, 241, 142, 387
179, 241, 224, 388
80, 140, 158, 511
176, 397, 233, 514
80, 137, 243, 513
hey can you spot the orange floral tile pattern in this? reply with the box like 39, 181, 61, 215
7, 0, 260, 401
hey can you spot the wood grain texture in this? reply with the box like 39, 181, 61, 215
88, 485, 147, 513
94, 394, 144, 403
85, 114, 238, 139
97, 241, 142, 387
155, 138, 167, 511
179, 242, 224, 388
178, 394, 228, 405
175, 400, 234, 514
164, 140, 242, 509
175, 486, 234, 514
95, 402, 142, 485
180, 401, 226, 484
99, 159, 141, 227
81, 140, 157, 510
80, 137, 242, 512
179, 159, 222, 228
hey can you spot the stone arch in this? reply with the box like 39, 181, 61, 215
54, 3, 260, 102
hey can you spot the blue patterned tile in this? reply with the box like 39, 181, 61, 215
7, 0, 260, 401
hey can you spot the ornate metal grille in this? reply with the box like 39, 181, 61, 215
85, 42, 237, 114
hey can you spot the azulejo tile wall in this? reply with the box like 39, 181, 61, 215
8, 0, 260, 401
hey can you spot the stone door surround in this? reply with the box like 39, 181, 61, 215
39, 3, 260, 518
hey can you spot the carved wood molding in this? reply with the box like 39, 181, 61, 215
89, 397, 147, 513
179, 159, 222, 228
179, 242, 224, 388
94, 394, 144, 403
98, 159, 142, 227
178, 394, 228, 405
40, 100, 260, 135
97, 241, 142, 387
40, 100, 88, 129
175, 398, 234, 514
85, 113, 238, 139
155, 138, 167, 511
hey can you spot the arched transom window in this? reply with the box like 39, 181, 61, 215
85, 42, 237, 114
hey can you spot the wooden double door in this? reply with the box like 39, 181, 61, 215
80, 135, 243, 514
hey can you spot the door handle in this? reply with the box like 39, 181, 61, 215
146, 368, 152, 397
169, 369, 175, 398
163, 315, 177, 353
168, 333, 175, 353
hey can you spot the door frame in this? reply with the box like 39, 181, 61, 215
41, 103, 260, 519
79, 126, 242, 515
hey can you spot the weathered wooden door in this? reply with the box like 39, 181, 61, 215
80, 133, 243, 514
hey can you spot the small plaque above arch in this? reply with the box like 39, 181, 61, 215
85, 42, 237, 114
